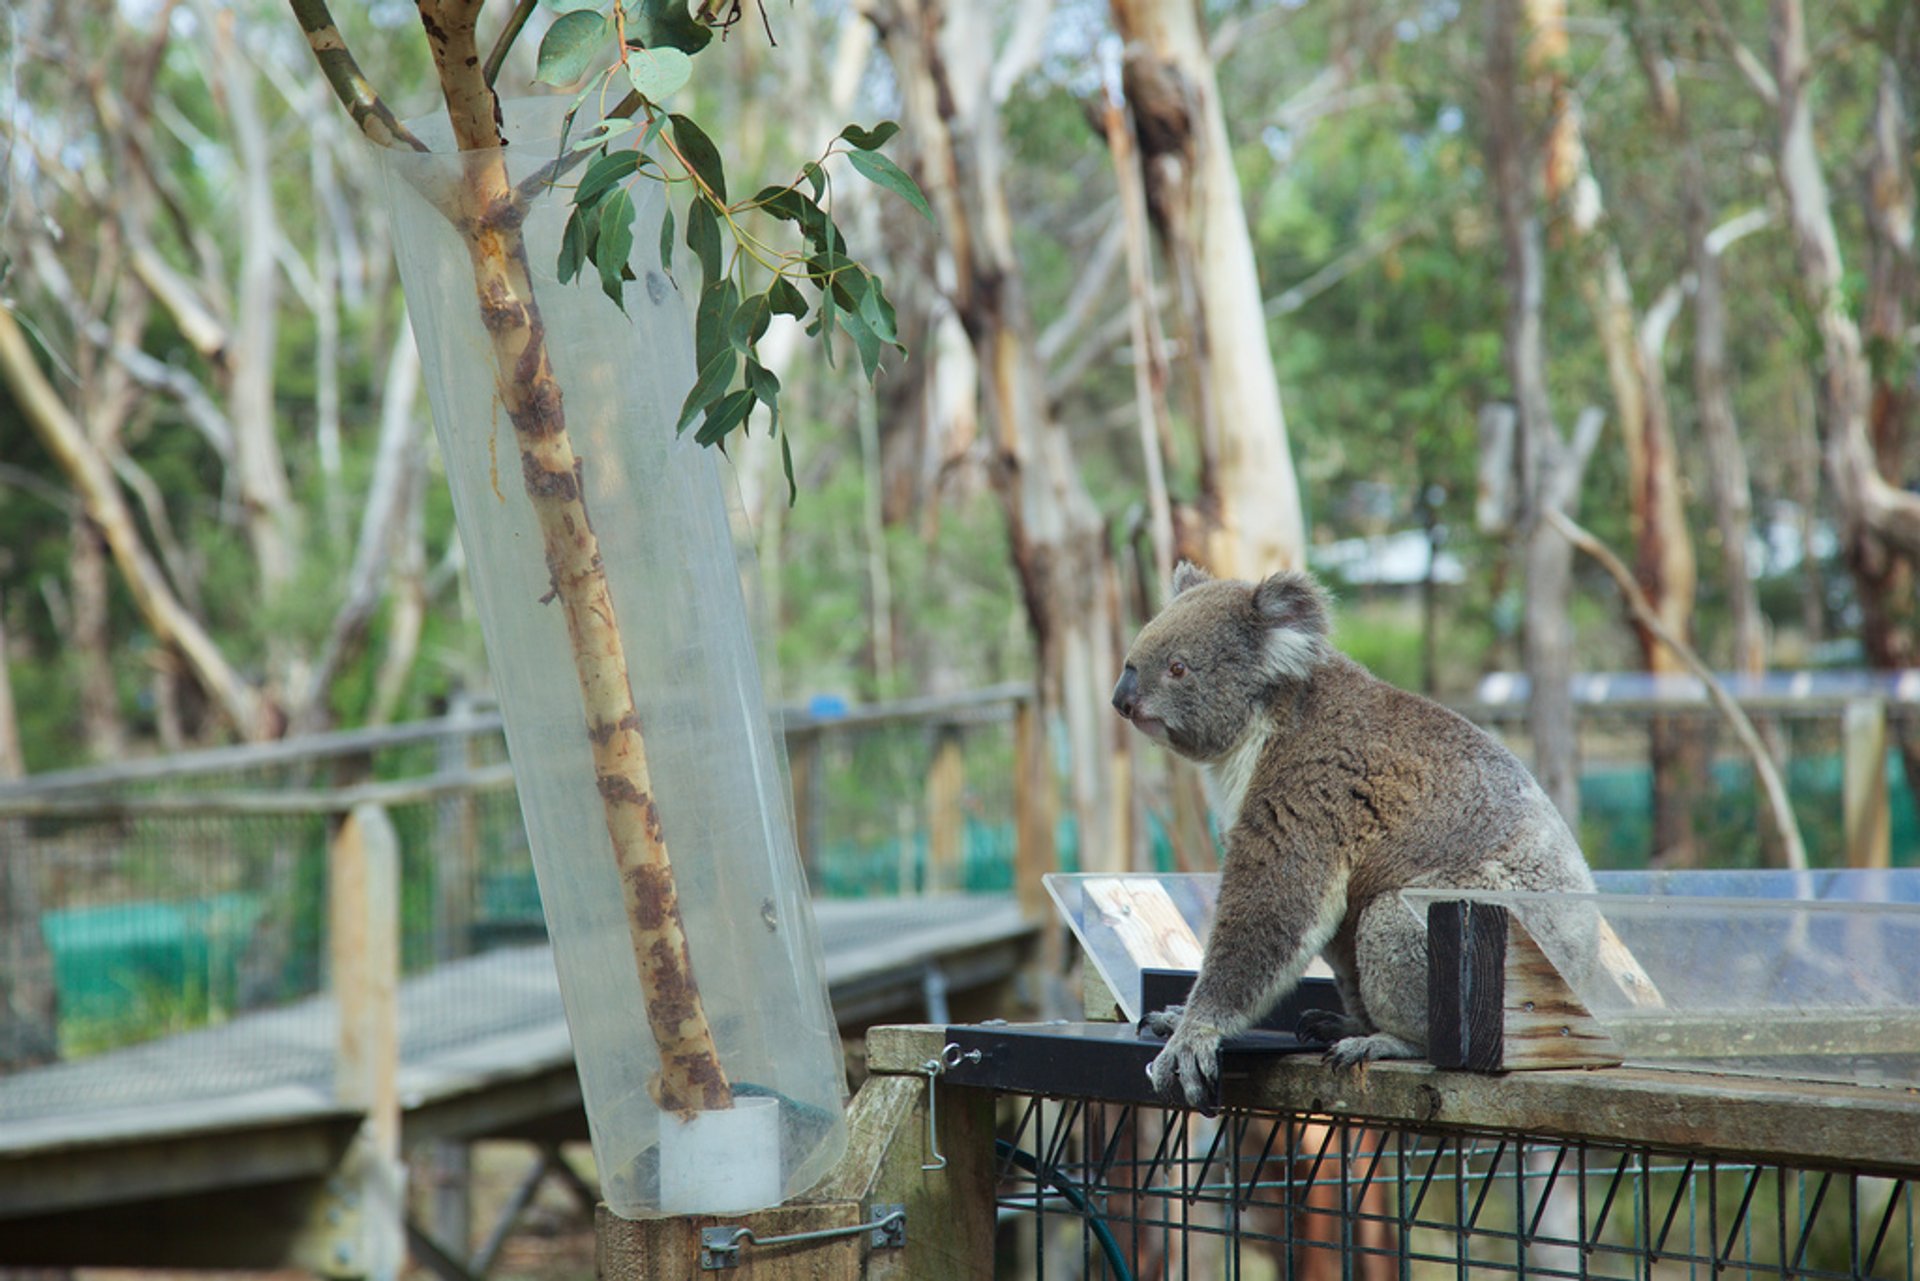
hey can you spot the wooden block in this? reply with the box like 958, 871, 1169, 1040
1427, 900, 1622, 1072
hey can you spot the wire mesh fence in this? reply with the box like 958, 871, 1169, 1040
993, 1095, 1916, 1280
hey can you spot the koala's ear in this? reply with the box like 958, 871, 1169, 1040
1171, 560, 1213, 596
1253, 572, 1331, 680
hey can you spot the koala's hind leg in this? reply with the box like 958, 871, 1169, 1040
1343, 895, 1431, 1059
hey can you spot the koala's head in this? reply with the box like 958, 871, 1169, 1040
1111, 561, 1332, 761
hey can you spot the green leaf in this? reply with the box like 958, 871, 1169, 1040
729, 292, 771, 353
623, 0, 713, 54
767, 275, 807, 320
658, 200, 675, 274
857, 276, 898, 346
744, 358, 781, 435
837, 121, 900, 152
694, 278, 740, 379
811, 277, 836, 365
536, 10, 610, 86
800, 161, 825, 199
576, 149, 642, 207
669, 113, 727, 202
846, 148, 932, 221
838, 302, 882, 381
677, 345, 737, 434
558, 203, 589, 284
597, 187, 636, 310
695, 388, 756, 446
636, 110, 670, 161
685, 198, 724, 288
780, 431, 797, 505
625, 45, 692, 99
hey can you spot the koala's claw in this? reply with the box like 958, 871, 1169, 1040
1295, 1008, 1363, 1046
1323, 1031, 1423, 1069
1145, 1019, 1221, 1113
1141, 1004, 1185, 1038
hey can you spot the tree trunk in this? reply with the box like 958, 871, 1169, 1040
1534, 0, 1700, 863
1110, 0, 1306, 578
1485, 0, 1595, 825
1768, 0, 1920, 824
871, 0, 1125, 873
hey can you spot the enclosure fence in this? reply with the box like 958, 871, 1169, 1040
993, 1097, 1913, 1280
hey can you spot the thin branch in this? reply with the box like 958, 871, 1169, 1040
287, 0, 429, 151
1695, 0, 1778, 105
484, 0, 539, 88
1547, 507, 1808, 870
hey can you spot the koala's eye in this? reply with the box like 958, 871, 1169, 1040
1168, 659, 1188, 679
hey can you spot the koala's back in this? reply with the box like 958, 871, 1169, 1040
1243, 655, 1594, 904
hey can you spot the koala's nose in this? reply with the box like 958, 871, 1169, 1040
1111, 666, 1139, 718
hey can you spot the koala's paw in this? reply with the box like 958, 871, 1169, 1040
1141, 1004, 1185, 1038
1323, 1031, 1423, 1070
1146, 1019, 1222, 1113
1295, 1008, 1365, 1046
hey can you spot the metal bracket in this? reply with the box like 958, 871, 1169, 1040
920, 1043, 982, 1171
699, 1205, 906, 1270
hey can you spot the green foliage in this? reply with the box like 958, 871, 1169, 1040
535, 2, 929, 493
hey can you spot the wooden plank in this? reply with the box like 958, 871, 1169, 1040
0, 1175, 350, 1270
1499, 915, 1621, 1069
863, 1024, 1920, 1177
597, 1201, 866, 1279
1844, 698, 1892, 868
1602, 1007, 1920, 1059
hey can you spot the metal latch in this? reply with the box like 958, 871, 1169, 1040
699, 1205, 906, 1270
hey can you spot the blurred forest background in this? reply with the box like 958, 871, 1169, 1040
2, 0, 1916, 872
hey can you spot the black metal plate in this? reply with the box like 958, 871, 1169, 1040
940, 1020, 1320, 1112
1138, 971, 1345, 1035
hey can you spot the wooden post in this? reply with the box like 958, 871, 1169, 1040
925, 726, 965, 894
1012, 697, 1055, 923
789, 726, 822, 881
596, 1064, 994, 1279
1426, 900, 1621, 1072
329, 802, 404, 1279
1843, 698, 1891, 869
426, 694, 478, 1257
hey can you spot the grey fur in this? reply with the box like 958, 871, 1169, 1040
1112, 565, 1597, 1107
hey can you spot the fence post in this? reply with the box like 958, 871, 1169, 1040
1012, 697, 1056, 923
1843, 698, 1891, 869
426, 695, 478, 1258
329, 802, 404, 1280
926, 725, 965, 893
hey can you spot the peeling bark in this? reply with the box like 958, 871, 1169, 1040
1110, 0, 1306, 577
870, 0, 1125, 872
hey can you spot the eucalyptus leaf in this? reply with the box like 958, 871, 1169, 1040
838, 302, 882, 381
729, 292, 771, 353
837, 121, 901, 152
694, 279, 740, 380
576, 149, 641, 207
669, 113, 727, 202
597, 187, 636, 310
658, 201, 675, 275
536, 10, 609, 87
625, 45, 692, 99
558, 204, 588, 284
846, 148, 933, 222
780, 432, 797, 505
857, 277, 898, 346
678, 345, 737, 434
623, 0, 713, 54
685, 198, 724, 289
767, 275, 807, 320
695, 388, 756, 446
744, 358, 781, 435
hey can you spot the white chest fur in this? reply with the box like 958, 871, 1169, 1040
1202, 715, 1272, 832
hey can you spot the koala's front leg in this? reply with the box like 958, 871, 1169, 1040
1146, 842, 1344, 1110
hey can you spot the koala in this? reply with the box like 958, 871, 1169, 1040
1111, 561, 1597, 1107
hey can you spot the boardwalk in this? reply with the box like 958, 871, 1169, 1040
0, 894, 1034, 1267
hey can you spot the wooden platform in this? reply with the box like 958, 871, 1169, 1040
0, 894, 1034, 1230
